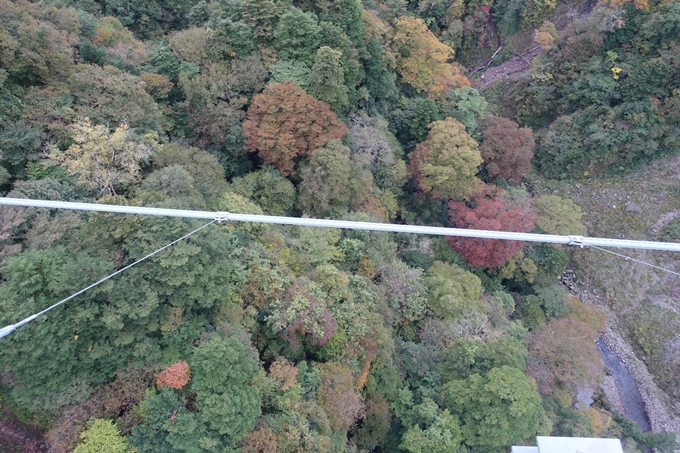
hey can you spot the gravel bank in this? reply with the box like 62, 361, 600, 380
601, 326, 680, 447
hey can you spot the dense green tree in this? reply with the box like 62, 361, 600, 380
0, 248, 120, 409
441, 336, 526, 381
0, 120, 45, 178
206, 19, 256, 61
439, 86, 488, 135
399, 399, 462, 453
212, 124, 252, 180
318, 21, 361, 96
298, 0, 364, 46
130, 386, 215, 453
517, 295, 547, 331
362, 37, 399, 110
443, 366, 545, 452
229, 166, 296, 215
425, 261, 482, 320
297, 140, 373, 218
409, 98, 441, 142
131, 329, 261, 452
268, 60, 311, 88
353, 391, 392, 451
191, 331, 262, 447
240, 0, 282, 42
535, 284, 570, 319
308, 47, 348, 113
272, 7, 322, 67
149, 42, 181, 80
68, 65, 165, 132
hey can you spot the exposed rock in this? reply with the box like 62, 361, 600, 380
626, 202, 642, 215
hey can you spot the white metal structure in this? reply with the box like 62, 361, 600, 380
512, 436, 624, 453
2, 196, 679, 340
2, 197, 680, 252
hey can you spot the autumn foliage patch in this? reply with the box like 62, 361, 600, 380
243, 82, 349, 175
447, 187, 535, 267
155, 361, 191, 389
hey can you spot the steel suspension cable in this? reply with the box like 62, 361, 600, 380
3, 196, 680, 338
2, 197, 680, 251
0, 219, 216, 339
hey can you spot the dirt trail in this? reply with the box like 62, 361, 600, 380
0, 406, 48, 453
472, 46, 542, 88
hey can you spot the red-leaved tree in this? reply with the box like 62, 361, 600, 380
243, 82, 349, 175
479, 117, 535, 184
447, 187, 535, 267
155, 361, 191, 389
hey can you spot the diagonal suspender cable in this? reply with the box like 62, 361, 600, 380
2, 197, 680, 251
587, 244, 680, 277
0, 219, 217, 339
2, 197, 680, 337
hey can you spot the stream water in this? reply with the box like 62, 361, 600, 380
596, 337, 651, 432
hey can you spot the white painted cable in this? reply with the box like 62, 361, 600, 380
587, 244, 680, 277
2, 197, 680, 252
0, 219, 216, 339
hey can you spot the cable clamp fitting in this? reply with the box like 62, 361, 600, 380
214, 212, 230, 223
568, 235, 585, 248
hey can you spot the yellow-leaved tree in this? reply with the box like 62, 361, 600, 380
392, 16, 469, 99
408, 118, 483, 200
48, 118, 154, 196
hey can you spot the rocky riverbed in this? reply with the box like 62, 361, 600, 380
596, 337, 650, 432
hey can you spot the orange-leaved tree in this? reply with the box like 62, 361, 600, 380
447, 186, 535, 267
392, 16, 469, 99
155, 361, 191, 389
408, 117, 483, 200
243, 82, 349, 175
479, 117, 534, 184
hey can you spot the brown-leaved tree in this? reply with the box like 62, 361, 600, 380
243, 82, 349, 175
479, 117, 534, 184
315, 362, 365, 433
528, 299, 605, 395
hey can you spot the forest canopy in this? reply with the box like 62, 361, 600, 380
0, 0, 678, 452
